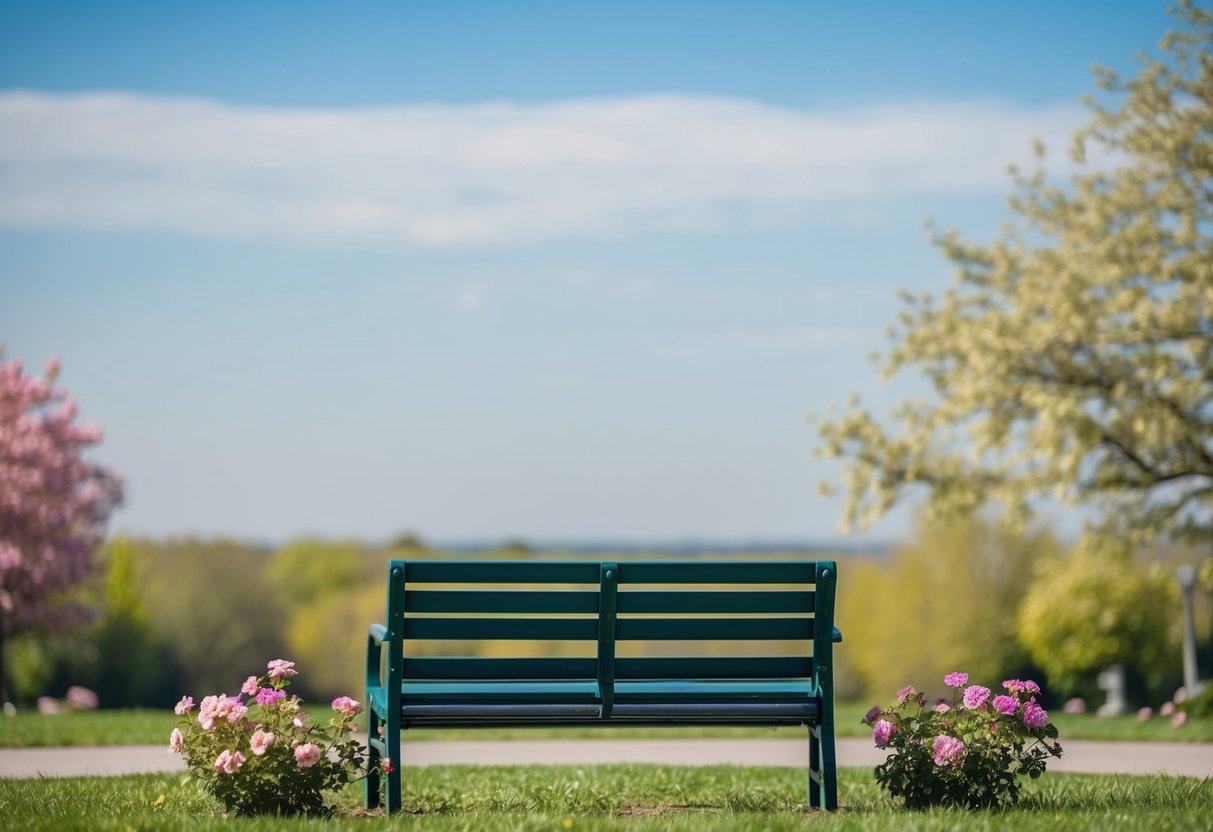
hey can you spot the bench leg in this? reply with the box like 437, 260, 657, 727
808, 723, 838, 810
385, 716, 402, 814
808, 724, 821, 809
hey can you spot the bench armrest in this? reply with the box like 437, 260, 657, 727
367, 623, 388, 695
369, 622, 388, 644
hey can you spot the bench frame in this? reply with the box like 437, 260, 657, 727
364, 558, 841, 813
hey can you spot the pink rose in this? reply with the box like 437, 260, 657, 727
168, 728, 184, 753
1172, 711, 1188, 728
962, 685, 991, 710
174, 696, 195, 716
1137, 707, 1153, 721
1023, 699, 1048, 729
943, 672, 968, 689
331, 696, 362, 717
861, 705, 882, 726
992, 695, 1018, 716
250, 729, 275, 756
931, 735, 965, 767
294, 742, 322, 768
933, 698, 951, 714
256, 687, 286, 706
1160, 702, 1176, 717
214, 749, 245, 775
872, 719, 897, 748
198, 695, 224, 731
241, 676, 259, 696
267, 659, 298, 679
896, 685, 915, 702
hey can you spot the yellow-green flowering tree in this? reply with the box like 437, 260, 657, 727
814, 2, 1213, 549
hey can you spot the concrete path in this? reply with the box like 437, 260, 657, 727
1, 738, 1211, 779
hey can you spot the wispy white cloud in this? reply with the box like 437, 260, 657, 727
0, 91, 1085, 248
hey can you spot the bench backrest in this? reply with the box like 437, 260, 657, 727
383, 559, 837, 702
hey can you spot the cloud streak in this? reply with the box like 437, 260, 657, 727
0, 91, 1084, 248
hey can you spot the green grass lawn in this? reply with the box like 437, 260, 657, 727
2, 702, 1210, 747
0, 765, 1209, 831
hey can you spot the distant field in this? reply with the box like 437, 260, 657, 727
2, 702, 1210, 747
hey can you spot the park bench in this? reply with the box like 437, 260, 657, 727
364, 558, 841, 813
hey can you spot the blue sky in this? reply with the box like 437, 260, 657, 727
0, 1, 1174, 545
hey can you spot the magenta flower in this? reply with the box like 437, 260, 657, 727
992, 695, 1018, 716
861, 706, 882, 726
256, 687, 286, 706
267, 659, 298, 679
943, 672, 969, 689
1002, 679, 1026, 694
331, 696, 362, 717
1023, 680, 1041, 695
174, 696, 195, 716
896, 685, 915, 702
872, 719, 897, 748
931, 735, 965, 767
962, 685, 991, 710
294, 742, 322, 768
1023, 699, 1048, 729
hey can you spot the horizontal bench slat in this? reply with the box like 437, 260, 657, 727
405, 589, 599, 614
405, 617, 599, 640
403, 561, 601, 584
403, 657, 598, 680
616, 656, 813, 679
617, 562, 816, 584
616, 617, 813, 641
616, 590, 813, 614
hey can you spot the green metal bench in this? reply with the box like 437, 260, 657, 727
364, 558, 841, 813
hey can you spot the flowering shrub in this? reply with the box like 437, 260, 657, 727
171, 659, 367, 816
865, 672, 1062, 809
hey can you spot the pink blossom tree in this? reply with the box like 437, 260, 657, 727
0, 349, 123, 704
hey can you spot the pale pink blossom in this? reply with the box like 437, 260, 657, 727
962, 685, 991, 710
872, 719, 897, 748
1174, 687, 1187, 704
932, 735, 965, 767
992, 695, 1018, 716
250, 729, 275, 756
331, 696, 362, 717
174, 696, 195, 716
943, 672, 968, 689
214, 749, 245, 775
241, 676, 259, 696
1160, 702, 1176, 717
1172, 711, 1188, 728
198, 695, 224, 731
168, 728, 184, 753
292, 711, 309, 729
294, 742, 322, 768
895, 685, 915, 702
933, 699, 951, 713
1137, 707, 1153, 721
1062, 697, 1086, 714
267, 659, 298, 679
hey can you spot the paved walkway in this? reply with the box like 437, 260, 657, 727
1, 738, 1211, 779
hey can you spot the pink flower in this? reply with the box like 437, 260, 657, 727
198, 695, 224, 731
250, 729, 275, 756
1172, 711, 1188, 728
1174, 687, 1188, 704
872, 719, 897, 748
1063, 697, 1086, 714
896, 685, 915, 702
294, 742, 322, 768
861, 706, 882, 726
943, 672, 969, 689
1160, 702, 1176, 717
292, 711, 309, 729
267, 659, 298, 679
962, 685, 991, 710
331, 696, 362, 717
1023, 699, 1048, 729
256, 687, 286, 706
214, 749, 245, 775
1137, 707, 1153, 721
932, 735, 965, 767
1002, 679, 1026, 694
933, 698, 951, 714
168, 728, 184, 753
174, 696, 195, 716
382, 758, 395, 774
1022, 680, 1041, 695
241, 676, 260, 696
992, 695, 1018, 716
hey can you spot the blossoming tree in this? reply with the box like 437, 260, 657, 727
813, 2, 1213, 549
0, 350, 123, 704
